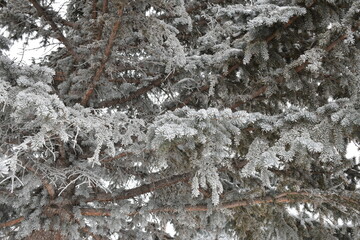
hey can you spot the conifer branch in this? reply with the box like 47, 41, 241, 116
230, 22, 360, 110
81, 208, 112, 217
95, 0, 108, 40
170, 2, 317, 111
25, 165, 56, 199
85, 171, 192, 202
28, 0, 81, 62
0, 216, 25, 228
80, 190, 359, 217
92, 0, 98, 19
81, 227, 108, 240
58, 19, 79, 29
81, 6, 124, 106
265, 0, 317, 42
130, 191, 359, 215
101, 152, 130, 163
0, 216, 107, 240
97, 72, 173, 108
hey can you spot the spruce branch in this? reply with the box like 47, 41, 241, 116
0, 216, 25, 228
28, 0, 81, 62
170, 1, 317, 111
230, 21, 360, 110
58, 19, 79, 29
25, 165, 55, 199
129, 191, 359, 215
92, 0, 98, 20
85, 171, 192, 202
97, 72, 174, 108
80, 6, 124, 106
79, 190, 359, 217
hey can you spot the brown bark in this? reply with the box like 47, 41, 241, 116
24, 230, 63, 240
98, 73, 173, 108
81, 6, 124, 106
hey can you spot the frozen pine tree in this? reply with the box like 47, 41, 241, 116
0, 0, 359, 239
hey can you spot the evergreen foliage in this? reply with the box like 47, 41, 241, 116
0, 0, 359, 239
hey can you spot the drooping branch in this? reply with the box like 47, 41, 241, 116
80, 6, 124, 106
28, 0, 81, 62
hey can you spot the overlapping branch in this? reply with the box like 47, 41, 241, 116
0, 217, 25, 228
81, 6, 124, 106
97, 73, 173, 108
170, 2, 317, 111
28, 0, 81, 62
230, 21, 360, 110
65, 191, 360, 217
85, 171, 192, 202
